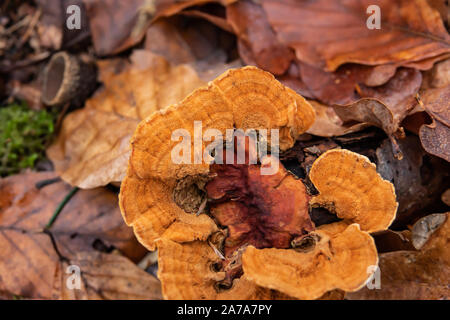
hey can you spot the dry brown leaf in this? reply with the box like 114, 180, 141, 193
83, 0, 151, 56
52, 251, 162, 300
306, 100, 368, 137
418, 59, 450, 162
298, 62, 396, 105
144, 17, 233, 74
420, 119, 450, 162
357, 68, 423, 126
376, 136, 448, 226
261, 0, 450, 72
153, 0, 236, 20
0, 171, 147, 299
180, 9, 233, 33
47, 53, 205, 188
422, 58, 450, 89
226, 0, 293, 75
346, 213, 450, 300
333, 68, 422, 140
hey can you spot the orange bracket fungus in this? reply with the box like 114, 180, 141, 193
119, 66, 398, 300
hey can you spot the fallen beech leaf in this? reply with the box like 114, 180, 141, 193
420, 86, 450, 126
180, 9, 233, 33
422, 58, 450, 89
154, 0, 236, 20
333, 68, 422, 142
427, 0, 449, 25
52, 252, 162, 300
357, 68, 423, 126
261, 0, 450, 71
333, 99, 397, 139
273, 61, 314, 99
83, 0, 151, 56
376, 136, 448, 226
144, 17, 234, 75
299, 63, 396, 105
420, 119, 450, 162
306, 100, 367, 137
416, 57, 450, 162
226, 0, 293, 75
47, 54, 205, 188
403, 52, 450, 71
145, 19, 201, 64
346, 213, 449, 300
0, 171, 147, 299
96, 57, 131, 83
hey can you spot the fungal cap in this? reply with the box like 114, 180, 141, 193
309, 149, 398, 233
156, 239, 277, 300
128, 66, 315, 181
119, 66, 315, 250
242, 223, 379, 300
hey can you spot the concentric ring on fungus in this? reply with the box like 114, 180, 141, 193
119, 66, 398, 300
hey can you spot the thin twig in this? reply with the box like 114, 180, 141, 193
195, 197, 207, 216
44, 187, 79, 230
18, 8, 42, 47
35, 177, 61, 189
43, 228, 69, 263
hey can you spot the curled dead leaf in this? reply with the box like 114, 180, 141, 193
420, 118, 450, 162
226, 0, 293, 75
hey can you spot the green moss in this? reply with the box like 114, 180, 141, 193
0, 102, 56, 176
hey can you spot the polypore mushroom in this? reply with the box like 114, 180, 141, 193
309, 149, 398, 233
119, 66, 397, 300
156, 238, 286, 300
242, 224, 378, 299
119, 66, 315, 251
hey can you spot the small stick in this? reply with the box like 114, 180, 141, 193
35, 177, 61, 189
44, 187, 79, 230
208, 238, 225, 260
195, 197, 207, 216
